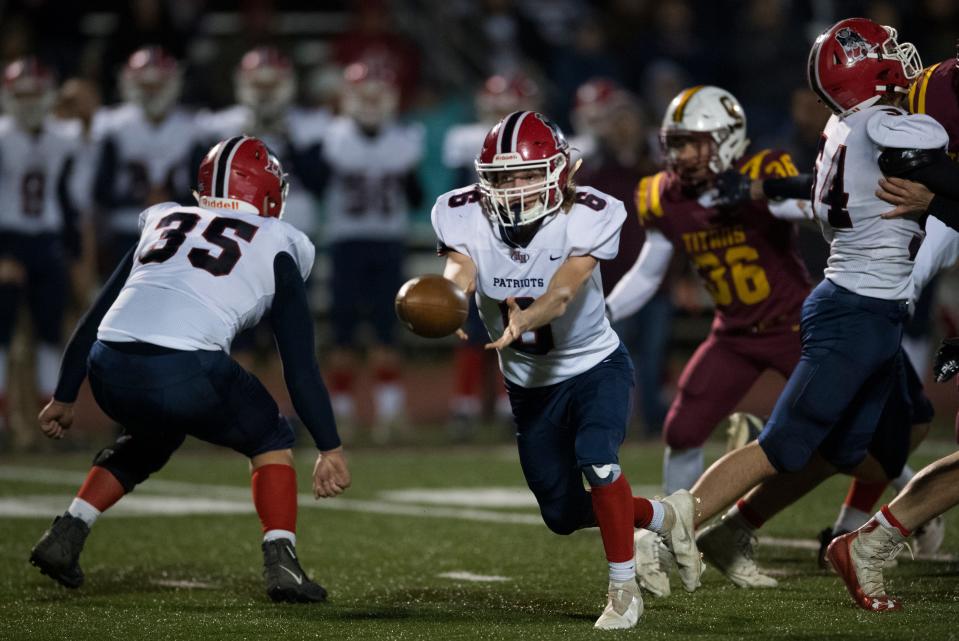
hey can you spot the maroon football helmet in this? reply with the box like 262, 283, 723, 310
120, 46, 181, 119
808, 18, 921, 115
1, 57, 55, 130
341, 60, 399, 128
475, 111, 570, 227
196, 136, 288, 218
571, 77, 629, 136
235, 47, 296, 120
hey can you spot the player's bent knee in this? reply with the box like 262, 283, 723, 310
93, 433, 183, 492
581, 463, 621, 487
540, 508, 579, 536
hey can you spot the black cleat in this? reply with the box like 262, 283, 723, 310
817, 527, 847, 570
29, 513, 90, 588
262, 539, 328, 603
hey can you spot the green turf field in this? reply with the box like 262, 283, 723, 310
1, 439, 956, 641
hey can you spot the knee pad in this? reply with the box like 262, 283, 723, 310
581, 463, 622, 487
92, 432, 183, 492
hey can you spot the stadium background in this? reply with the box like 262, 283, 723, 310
2, 0, 959, 447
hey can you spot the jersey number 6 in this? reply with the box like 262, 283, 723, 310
139, 212, 259, 276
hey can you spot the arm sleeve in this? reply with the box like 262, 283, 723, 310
767, 198, 814, 221
882, 153, 959, 201
927, 193, 959, 233
57, 155, 82, 258
53, 245, 136, 402
762, 174, 814, 200
93, 136, 117, 209
271, 252, 340, 451
604, 229, 674, 322
912, 215, 959, 296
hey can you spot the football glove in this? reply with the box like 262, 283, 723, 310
933, 336, 959, 383
713, 169, 753, 208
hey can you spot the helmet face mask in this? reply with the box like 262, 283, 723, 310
121, 47, 181, 120
2, 58, 55, 131
341, 62, 399, 129
475, 111, 571, 231
661, 131, 717, 190
235, 47, 296, 124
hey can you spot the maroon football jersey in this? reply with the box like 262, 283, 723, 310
909, 59, 959, 153
635, 148, 812, 333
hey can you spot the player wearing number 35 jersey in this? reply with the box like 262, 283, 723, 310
29, 136, 350, 604
433, 111, 703, 630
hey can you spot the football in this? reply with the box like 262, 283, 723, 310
395, 274, 469, 338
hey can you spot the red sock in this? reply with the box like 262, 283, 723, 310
77, 466, 125, 512
880, 505, 911, 537
735, 498, 766, 530
453, 345, 483, 397
590, 475, 635, 563
845, 479, 889, 513
373, 365, 401, 384
329, 369, 354, 394
251, 464, 297, 534
633, 496, 654, 529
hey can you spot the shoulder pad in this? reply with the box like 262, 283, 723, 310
634, 172, 667, 226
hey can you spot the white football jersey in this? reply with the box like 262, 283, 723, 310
814, 105, 948, 300
0, 116, 81, 234
432, 185, 625, 387
98, 202, 315, 352
322, 116, 424, 242
196, 105, 331, 237
442, 122, 489, 170
96, 104, 201, 233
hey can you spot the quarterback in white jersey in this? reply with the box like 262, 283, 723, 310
30, 136, 348, 604
434, 110, 702, 630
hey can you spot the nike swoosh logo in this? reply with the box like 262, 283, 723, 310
285, 545, 297, 560
549, 255, 562, 261
279, 565, 303, 585
592, 464, 612, 478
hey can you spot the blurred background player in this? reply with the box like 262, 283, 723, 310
319, 60, 424, 443
93, 46, 201, 272
197, 47, 330, 363
0, 57, 82, 450
572, 78, 670, 437
441, 71, 540, 439
29, 135, 349, 603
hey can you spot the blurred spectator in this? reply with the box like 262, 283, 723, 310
621, 0, 712, 92
913, 0, 959, 64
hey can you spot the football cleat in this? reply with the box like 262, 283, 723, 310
633, 530, 670, 597
29, 513, 90, 588
593, 578, 643, 630
826, 520, 905, 612
660, 490, 705, 592
914, 515, 945, 557
262, 539, 328, 603
817, 526, 845, 570
697, 517, 777, 588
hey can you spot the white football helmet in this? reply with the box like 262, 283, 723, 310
660, 85, 749, 175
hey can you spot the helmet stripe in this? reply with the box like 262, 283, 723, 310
499, 111, 526, 154
672, 86, 704, 123
214, 136, 245, 197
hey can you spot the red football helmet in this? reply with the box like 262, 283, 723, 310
1, 57, 55, 130
475, 72, 541, 123
235, 47, 296, 121
475, 111, 570, 227
195, 136, 289, 218
808, 18, 922, 115
120, 46, 181, 119
571, 77, 629, 136
341, 60, 399, 128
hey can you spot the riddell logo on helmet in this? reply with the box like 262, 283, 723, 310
493, 152, 522, 162
199, 195, 241, 210
835, 28, 876, 63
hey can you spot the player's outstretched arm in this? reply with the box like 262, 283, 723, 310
271, 251, 349, 495
39, 244, 137, 438
487, 255, 596, 351
605, 229, 673, 323
443, 250, 476, 340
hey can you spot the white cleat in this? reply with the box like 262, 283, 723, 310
594, 578, 643, 630
914, 515, 945, 557
661, 490, 705, 592
697, 517, 778, 588
634, 530, 671, 597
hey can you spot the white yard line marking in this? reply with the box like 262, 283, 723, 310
150, 579, 218, 589
437, 571, 511, 582
1, 467, 953, 561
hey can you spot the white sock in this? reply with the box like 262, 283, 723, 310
263, 529, 296, 546
663, 447, 704, 494
609, 559, 635, 583
374, 382, 404, 424
647, 500, 667, 533
874, 509, 907, 539
67, 497, 100, 527
495, 395, 512, 419
450, 395, 481, 417
36, 343, 61, 398
834, 505, 871, 534
891, 465, 914, 493
331, 393, 355, 421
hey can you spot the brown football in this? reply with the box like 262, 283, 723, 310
395, 274, 469, 338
